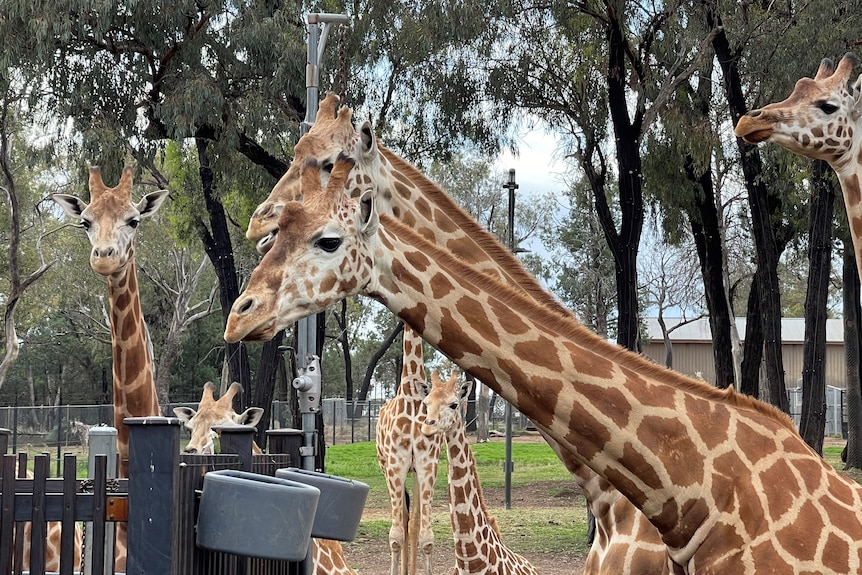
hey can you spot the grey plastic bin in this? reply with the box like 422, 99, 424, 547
276, 467, 369, 541
196, 469, 321, 560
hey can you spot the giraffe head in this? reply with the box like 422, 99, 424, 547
248, 93, 362, 252
734, 53, 862, 169
53, 166, 169, 277
173, 382, 264, 454
419, 369, 468, 437
226, 156, 378, 342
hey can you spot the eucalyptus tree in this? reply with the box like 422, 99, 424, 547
0, 1, 313, 411
0, 83, 58, 391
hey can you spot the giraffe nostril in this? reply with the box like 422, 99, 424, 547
238, 297, 254, 314
748, 109, 762, 118
183, 445, 198, 454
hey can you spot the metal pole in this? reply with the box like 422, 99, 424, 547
298, 14, 348, 575
502, 168, 518, 509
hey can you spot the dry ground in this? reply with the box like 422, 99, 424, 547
343, 479, 588, 575
343, 433, 588, 575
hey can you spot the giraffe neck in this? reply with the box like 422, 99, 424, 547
444, 418, 502, 557
375, 146, 568, 317
106, 258, 160, 477
398, 325, 427, 398
834, 169, 862, 285
367, 213, 844, 567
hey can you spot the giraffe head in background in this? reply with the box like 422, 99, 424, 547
173, 382, 264, 454
735, 53, 862, 170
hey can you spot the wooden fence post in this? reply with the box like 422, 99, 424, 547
125, 417, 180, 575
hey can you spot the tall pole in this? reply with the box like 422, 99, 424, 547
502, 168, 518, 509
295, 15, 349, 575
295, 11, 350, 473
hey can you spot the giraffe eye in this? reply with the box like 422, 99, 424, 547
127, 218, 140, 229
818, 102, 839, 114
449, 403, 458, 410
80, 220, 91, 231
315, 237, 342, 253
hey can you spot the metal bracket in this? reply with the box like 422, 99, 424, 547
294, 355, 322, 413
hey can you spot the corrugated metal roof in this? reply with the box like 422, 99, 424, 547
645, 317, 844, 344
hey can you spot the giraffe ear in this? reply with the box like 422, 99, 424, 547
52, 194, 88, 219
235, 407, 265, 427
136, 189, 170, 218
852, 74, 862, 119
357, 121, 378, 163
357, 190, 379, 236
173, 406, 196, 423
459, 377, 472, 402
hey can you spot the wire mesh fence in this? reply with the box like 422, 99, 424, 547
0, 397, 537, 457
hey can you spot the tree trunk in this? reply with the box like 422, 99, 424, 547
843, 236, 862, 468
711, 12, 787, 412
684, 154, 735, 389
476, 381, 490, 442
604, 15, 643, 353
799, 161, 835, 452
194, 138, 252, 413
658, 314, 673, 368
252, 331, 285, 446
356, 320, 404, 408
338, 300, 355, 402
739, 275, 764, 398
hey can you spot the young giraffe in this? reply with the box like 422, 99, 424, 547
421, 369, 540, 575
54, 166, 168, 570
174, 381, 358, 575
376, 324, 443, 575
734, 53, 862, 281
226, 159, 862, 574
246, 93, 668, 573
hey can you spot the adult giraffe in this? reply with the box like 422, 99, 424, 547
53, 166, 167, 476
246, 93, 668, 573
734, 53, 862, 279
421, 369, 540, 575
54, 166, 168, 570
175, 381, 359, 575
226, 159, 862, 574
376, 325, 443, 575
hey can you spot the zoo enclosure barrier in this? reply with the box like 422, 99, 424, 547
0, 418, 336, 575
0, 398, 539, 453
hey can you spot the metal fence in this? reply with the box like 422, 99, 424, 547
787, 385, 847, 437
2, 387, 845, 455
0, 398, 537, 454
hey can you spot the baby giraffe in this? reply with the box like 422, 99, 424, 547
421, 370, 540, 575
174, 382, 358, 575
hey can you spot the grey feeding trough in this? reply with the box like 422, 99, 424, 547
196, 469, 320, 561
276, 467, 369, 541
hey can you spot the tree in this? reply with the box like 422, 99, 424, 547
540, 179, 616, 338
798, 161, 837, 452
639, 229, 706, 369
0, 85, 55, 390
139, 244, 218, 405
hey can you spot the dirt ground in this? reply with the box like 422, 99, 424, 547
342, 433, 588, 575
343, 480, 587, 575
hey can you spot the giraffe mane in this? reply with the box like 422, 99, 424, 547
378, 145, 568, 317
380, 212, 798, 434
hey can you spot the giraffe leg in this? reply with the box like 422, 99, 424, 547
417, 465, 437, 575
384, 470, 408, 575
